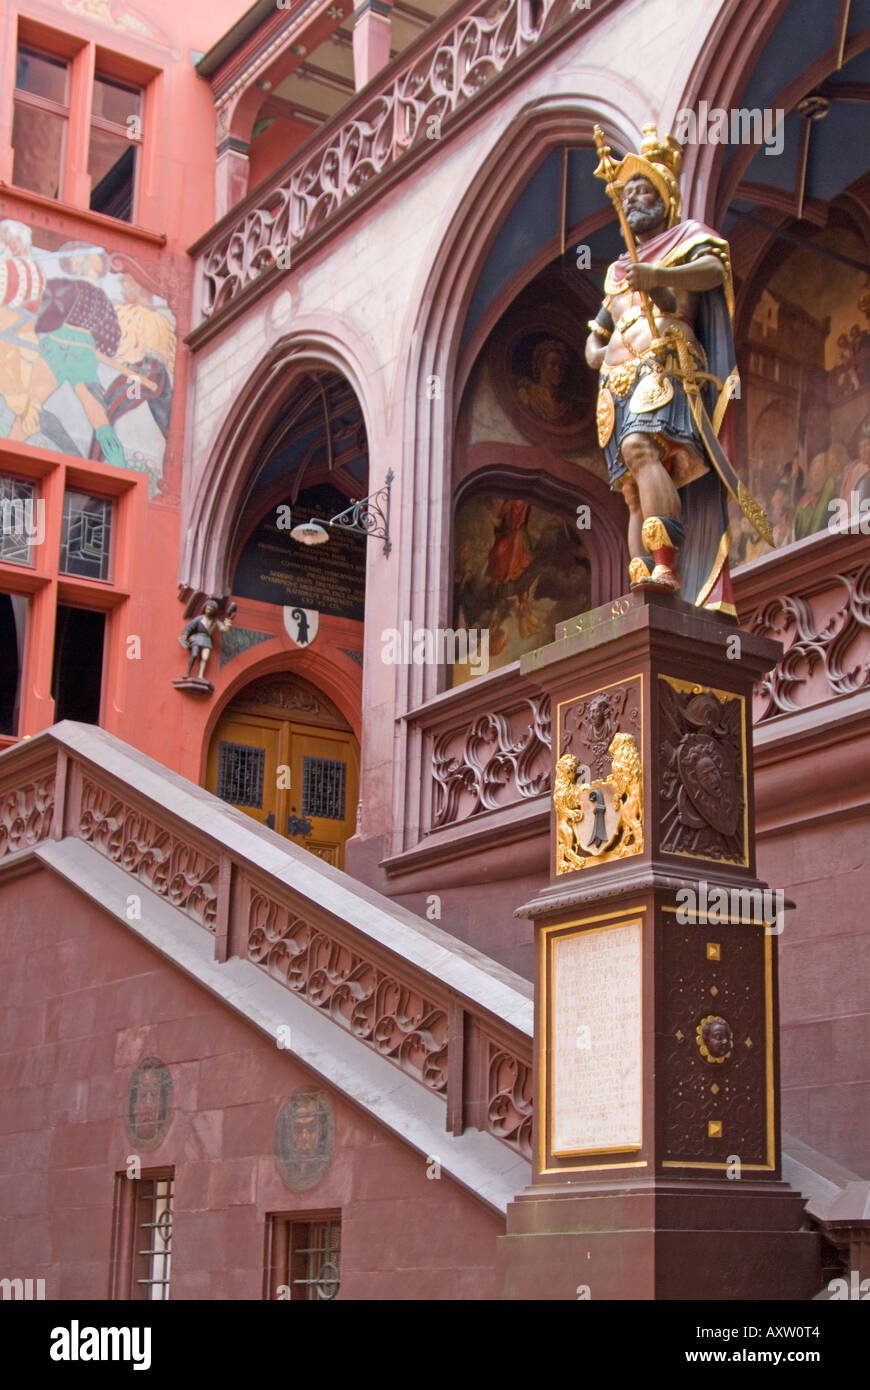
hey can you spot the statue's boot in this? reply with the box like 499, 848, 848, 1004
630, 515, 684, 593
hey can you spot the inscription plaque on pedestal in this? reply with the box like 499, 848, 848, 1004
549, 919, 643, 1154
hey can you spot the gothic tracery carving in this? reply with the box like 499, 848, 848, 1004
200, 0, 564, 316
247, 890, 449, 1092
748, 562, 870, 721
0, 774, 54, 858
78, 780, 219, 931
487, 1043, 533, 1159
431, 694, 551, 827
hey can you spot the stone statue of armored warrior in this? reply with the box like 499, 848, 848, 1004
178, 598, 236, 680
586, 125, 772, 613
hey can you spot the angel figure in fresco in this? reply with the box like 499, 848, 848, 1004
485, 497, 534, 598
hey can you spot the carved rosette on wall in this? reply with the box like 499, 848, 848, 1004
662, 918, 769, 1167
658, 677, 747, 865
247, 890, 448, 1092
487, 1042, 533, 1159
748, 561, 870, 722
431, 694, 551, 828
78, 780, 219, 931
0, 774, 54, 858
554, 678, 643, 874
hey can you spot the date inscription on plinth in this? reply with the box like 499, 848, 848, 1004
550, 919, 643, 1155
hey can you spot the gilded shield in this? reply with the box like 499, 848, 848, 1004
574, 780, 621, 855
596, 387, 615, 447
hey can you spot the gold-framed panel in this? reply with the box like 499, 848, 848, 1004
659, 910, 775, 1172
657, 674, 749, 868
539, 909, 646, 1172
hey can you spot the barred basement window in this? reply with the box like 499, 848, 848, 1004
217, 741, 265, 807
301, 757, 346, 820
133, 1175, 173, 1300
110, 1169, 174, 1301
264, 1214, 341, 1300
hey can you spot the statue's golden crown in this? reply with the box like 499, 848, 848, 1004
596, 123, 684, 228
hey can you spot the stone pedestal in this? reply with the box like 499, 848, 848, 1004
497, 590, 822, 1300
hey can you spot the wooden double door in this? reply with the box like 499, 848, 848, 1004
206, 678, 358, 869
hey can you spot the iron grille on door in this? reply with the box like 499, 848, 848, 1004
301, 757, 346, 820
217, 741, 265, 807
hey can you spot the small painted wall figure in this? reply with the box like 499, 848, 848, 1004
179, 599, 237, 680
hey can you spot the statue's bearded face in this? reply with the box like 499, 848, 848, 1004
623, 176, 668, 236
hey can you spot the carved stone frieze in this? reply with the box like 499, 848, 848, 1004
658, 677, 746, 865
199, 0, 565, 316
431, 694, 551, 828
247, 890, 449, 1092
487, 1042, 533, 1159
748, 562, 870, 722
78, 780, 219, 931
0, 774, 54, 858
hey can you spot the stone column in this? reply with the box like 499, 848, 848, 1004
497, 589, 823, 1300
352, 0, 393, 91
214, 140, 250, 220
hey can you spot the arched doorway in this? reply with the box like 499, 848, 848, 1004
206, 671, 359, 868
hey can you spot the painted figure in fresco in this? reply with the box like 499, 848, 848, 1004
842, 420, 870, 505
516, 338, 577, 425
5, 242, 126, 466
587, 126, 771, 613
179, 599, 237, 680
485, 497, 534, 592
0, 228, 175, 484
794, 450, 838, 539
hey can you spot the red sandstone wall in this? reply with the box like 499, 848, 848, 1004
0, 868, 502, 1299
758, 815, 870, 1179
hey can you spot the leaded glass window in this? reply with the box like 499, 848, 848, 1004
0, 475, 38, 566
60, 491, 113, 581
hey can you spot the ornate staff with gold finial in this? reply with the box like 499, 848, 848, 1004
590, 125, 775, 547
593, 125, 659, 339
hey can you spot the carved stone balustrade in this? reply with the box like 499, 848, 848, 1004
189, 0, 588, 330
0, 723, 533, 1160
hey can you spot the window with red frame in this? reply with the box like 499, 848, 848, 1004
11, 45, 70, 200
89, 73, 141, 221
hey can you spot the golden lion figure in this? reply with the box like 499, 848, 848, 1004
608, 732, 644, 855
553, 753, 587, 872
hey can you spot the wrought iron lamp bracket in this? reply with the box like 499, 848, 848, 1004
327, 470, 393, 555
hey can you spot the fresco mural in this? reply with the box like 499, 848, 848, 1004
452, 491, 591, 685
0, 220, 176, 495
731, 224, 870, 564
60, 0, 159, 39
